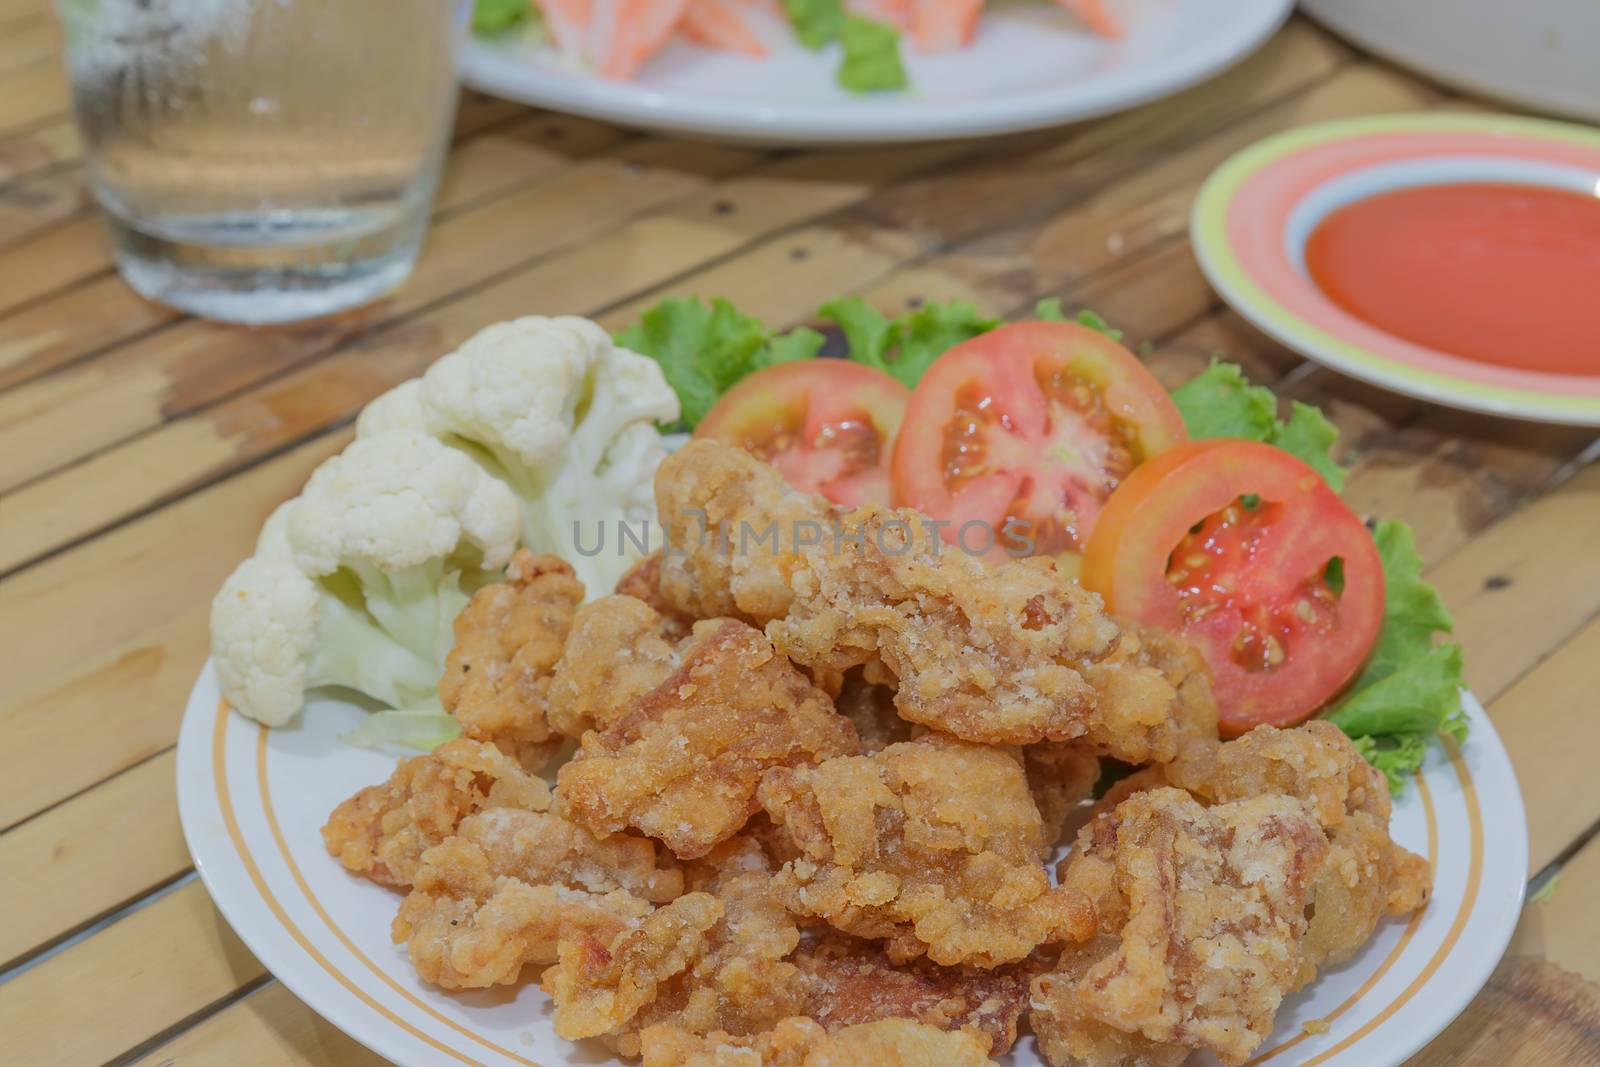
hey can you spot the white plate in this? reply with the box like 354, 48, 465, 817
178, 662, 1526, 1067
459, 0, 1293, 144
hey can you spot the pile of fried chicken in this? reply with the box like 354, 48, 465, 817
322, 440, 1431, 1067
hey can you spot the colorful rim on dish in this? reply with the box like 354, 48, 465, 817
1191, 113, 1600, 425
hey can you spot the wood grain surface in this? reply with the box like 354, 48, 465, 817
0, 15, 1596, 1067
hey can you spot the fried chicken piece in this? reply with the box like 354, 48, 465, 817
438, 551, 585, 770
554, 835, 808, 1052
792, 934, 1034, 1055
654, 442, 1218, 758
1171, 719, 1389, 824
392, 807, 682, 989
547, 594, 686, 739
833, 667, 912, 755
1197, 722, 1430, 981
757, 734, 1094, 967
1084, 620, 1220, 770
1024, 742, 1101, 854
558, 612, 860, 859
321, 738, 550, 889
1034, 788, 1329, 1067
615, 550, 695, 625
1122, 721, 1432, 982
656, 441, 835, 623
640, 1016, 999, 1067
545, 891, 726, 1038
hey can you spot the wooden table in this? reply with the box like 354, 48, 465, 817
1, 10, 1598, 1065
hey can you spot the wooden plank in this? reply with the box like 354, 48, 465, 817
1511, 831, 1600, 980
0, 57, 68, 136
943, 63, 1433, 297
0, 15, 53, 78
128, 982, 386, 1067
0, 162, 87, 246
0, 750, 186, 968
0, 430, 352, 829
0, 0, 50, 26
0, 138, 757, 504
1486, 613, 1600, 875
0, 117, 79, 184
0, 213, 101, 318
0, 880, 266, 1067
0, 114, 628, 393
1404, 956, 1600, 1066
1430, 461, 1600, 704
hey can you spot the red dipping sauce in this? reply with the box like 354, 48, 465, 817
1305, 182, 1600, 376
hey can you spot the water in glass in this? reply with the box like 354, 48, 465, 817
56, 0, 465, 323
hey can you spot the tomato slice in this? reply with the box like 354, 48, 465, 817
889, 321, 1187, 568
695, 360, 910, 506
1081, 439, 1384, 735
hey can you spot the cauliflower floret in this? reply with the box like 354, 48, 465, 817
360, 316, 679, 595
210, 432, 523, 729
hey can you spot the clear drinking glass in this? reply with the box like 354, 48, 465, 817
54, 0, 467, 324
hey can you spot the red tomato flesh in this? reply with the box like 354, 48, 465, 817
891, 321, 1187, 565
1082, 439, 1384, 734
695, 360, 910, 506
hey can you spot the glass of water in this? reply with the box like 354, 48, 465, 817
54, 0, 467, 325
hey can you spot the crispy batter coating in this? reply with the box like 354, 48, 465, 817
792, 934, 1034, 1054
653, 442, 1218, 757
757, 734, 1095, 967
615, 550, 696, 625
639, 1016, 998, 1067
1085, 621, 1220, 770
581, 836, 808, 1054
1034, 788, 1330, 1067
439, 551, 585, 770
545, 892, 725, 1039
558, 612, 860, 859
1113, 721, 1433, 986
655, 442, 833, 623
392, 807, 682, 989
1193, 722, 1430, 983
321, 738, 550, 889
1024, 741, 1101, 854
1170, 720, 1387, 824
547, 594, 686, 739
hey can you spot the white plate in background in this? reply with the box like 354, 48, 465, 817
460, 0, 1293, 144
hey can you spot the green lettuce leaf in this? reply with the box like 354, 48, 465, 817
1273, 401, 1347, 492
781, 0, 844, 48
1169, 359, 1281, 442
472, 0, 528, 34
616, 298, 823, 430
1034, 298, 1125, 340
1323, 521, 1466, 791
820, 296, 999, 387
837, 16, 907, 93
1170, 360, 1347, 490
